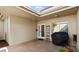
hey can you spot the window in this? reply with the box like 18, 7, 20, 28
53, 23, 68, 33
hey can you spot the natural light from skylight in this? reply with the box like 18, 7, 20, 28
30, 6, 51, 11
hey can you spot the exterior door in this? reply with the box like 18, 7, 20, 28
37, 24, 45, 39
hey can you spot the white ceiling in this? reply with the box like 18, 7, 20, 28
0, 6, 38, 20
19, 6, 77, 17
0, 6, 78, 21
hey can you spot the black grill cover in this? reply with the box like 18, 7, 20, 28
51, 32, 69, 46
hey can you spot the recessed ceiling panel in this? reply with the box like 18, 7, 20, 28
19, 6, 77, 17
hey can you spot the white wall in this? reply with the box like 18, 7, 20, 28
3, 15, 11, 43
37, 15, 77, 45
77, 8, 79, 51
0, 20, 4, 40
8, 16, 37, 45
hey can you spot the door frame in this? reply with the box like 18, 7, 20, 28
37, 24, 46, 39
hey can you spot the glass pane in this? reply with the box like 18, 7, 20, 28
53, 24, 60, 32
60, 24, 68, 32
41, 25, 45, 37
30, 6, 51, 11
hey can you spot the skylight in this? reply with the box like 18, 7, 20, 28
30, 6, 51, 11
